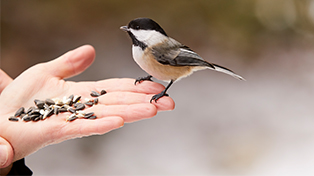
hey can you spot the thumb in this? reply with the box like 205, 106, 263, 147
46, 45, 96, 79
0, 137, 14, 168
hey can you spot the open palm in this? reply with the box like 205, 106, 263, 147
0, 45, 175, 167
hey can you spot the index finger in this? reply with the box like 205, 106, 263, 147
94, 78, 166, 94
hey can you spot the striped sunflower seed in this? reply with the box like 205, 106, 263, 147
26, 106, 35, 114
90, 91, 101, 97
74, 103, 85, 111
67, 114, 78, 121
84, 112, 94, 119
72, 95, 81, 103
89, 115, 97, 119
68, 107, 76, 113
94, 98, 98, 105
59, 106, 68, 112
34, 99, 45, 109
33, 116, 41, 121
8, 116, 19, 121
54, 106, 60, 115
14, 107, 25, 117
85, 101, 94, 106
45, 98, 55, 106
100, 90, 107, 95
22, 115, 32, 122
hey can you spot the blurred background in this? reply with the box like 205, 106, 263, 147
2, 0, 314, 175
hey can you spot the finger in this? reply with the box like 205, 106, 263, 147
94, 78, 166, 94
0, 69, 13, 94
55, 116, 124, 140
88, 103, 157, 123
150, 96, 175, 111
0, 137, 14, 169
98, 92, 175, 111
45, 45, 95, 79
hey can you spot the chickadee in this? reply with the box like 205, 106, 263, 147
120, 17, 244, 103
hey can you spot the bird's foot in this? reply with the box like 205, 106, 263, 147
150, 90, 169, 103
134, 75, 153, 85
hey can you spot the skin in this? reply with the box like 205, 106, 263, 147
0, 45, 175, 174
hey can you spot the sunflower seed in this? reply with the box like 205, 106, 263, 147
76, 113, 85, 118
22, 115, 31, 122
90, 91, 100, 97
42, 113, 48, 120
74, 103, 85, 111
8, 116, 19, 121
54, 106, 60, 115
68, 95, 74, 101
43, 109, 54, 120
84, 112, 94, 119
68, 107, 76, 113
67, 114, 78, 121
94, 98, 98, 105
63, 97, 72, 105
89, 115, 97, 119
54, 98, 64, 106
45, 98, 55, 106
100, 90, 107, 95
76, 110, 86, 115
73, 102, 79, 108
29, 108, 40, 115
59, 107, 68, 112
14, 107, 25, 117
33, 116, 41, 121
26, 106, 35, 114
85, 101, 94, 106
29, 114, 39, 120
48, 108, 54, 116
73, 95, 81, 103
34, 99, 45, 109
68, 95, 74, 106
44, 104, 50, 109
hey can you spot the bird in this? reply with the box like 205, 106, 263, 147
120, 17, 244, 103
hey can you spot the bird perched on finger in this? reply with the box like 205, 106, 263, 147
120, 17, 245, 103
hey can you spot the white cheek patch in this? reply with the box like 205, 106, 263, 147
130, 29, 167, 46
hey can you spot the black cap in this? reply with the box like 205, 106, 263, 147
128, 18, 168, 36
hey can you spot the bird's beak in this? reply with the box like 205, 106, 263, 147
120, 26, 129, 32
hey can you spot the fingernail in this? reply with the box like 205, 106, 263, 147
0, 145, 8, 167
120, 121, 124, 128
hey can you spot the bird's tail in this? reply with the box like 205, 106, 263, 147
210, 63, 245, 81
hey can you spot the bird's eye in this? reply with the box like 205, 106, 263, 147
136, 25, 140, 29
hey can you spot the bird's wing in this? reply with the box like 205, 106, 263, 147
151, 39, 245, 80
151, 42, 215, 69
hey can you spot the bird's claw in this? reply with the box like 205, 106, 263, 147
134, 75, 153, 85
150, 92, 169, 103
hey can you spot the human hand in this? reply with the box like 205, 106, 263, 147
0, 45, 175, 170
0, 69, 13, 93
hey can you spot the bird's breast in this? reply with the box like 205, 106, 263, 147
132, 45, 193, 81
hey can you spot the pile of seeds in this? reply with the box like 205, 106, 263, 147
8, 90, 107, 122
